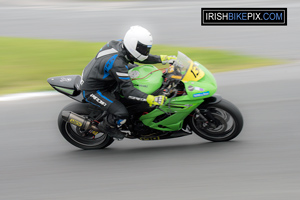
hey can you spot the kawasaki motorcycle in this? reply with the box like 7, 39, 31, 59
48, 52, 243, 150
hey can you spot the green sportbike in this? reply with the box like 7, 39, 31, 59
48, 52, 243, 149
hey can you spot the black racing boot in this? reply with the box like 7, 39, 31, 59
97, 121, 125, 140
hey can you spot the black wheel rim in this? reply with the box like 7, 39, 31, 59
192, 107, 237, 139
65, 121, 108, 147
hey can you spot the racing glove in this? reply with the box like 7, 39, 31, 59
160, 55, 177, 65
146, 95, 168, 107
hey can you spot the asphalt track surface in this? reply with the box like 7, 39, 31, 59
1, 62, 300, 200
1, 0, 300, 200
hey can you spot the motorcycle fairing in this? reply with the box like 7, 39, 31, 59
139, 60, 218, 132
184, 61, 217, 99
181, 60, 205, 82
140, 96, 204, 131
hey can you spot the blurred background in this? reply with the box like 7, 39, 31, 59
0, 0, 300, 95
0, 0, 300, 200
0, 0, 298, 94
1, 0, 298, 59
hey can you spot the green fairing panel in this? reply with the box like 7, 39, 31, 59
140, 96, 204, 131
129, 65, 163, 94
184, 62, 217, 100
195, 61, 217, 88
139, 61, 218, 132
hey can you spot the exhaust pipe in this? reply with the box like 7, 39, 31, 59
61, 111, 100, 132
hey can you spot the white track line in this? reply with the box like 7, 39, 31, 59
0, 91, 59, 102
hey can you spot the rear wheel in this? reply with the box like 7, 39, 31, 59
58, 102, 114, 150
189, 99, 243, 142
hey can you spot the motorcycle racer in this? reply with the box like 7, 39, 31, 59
80, 25, 176, 140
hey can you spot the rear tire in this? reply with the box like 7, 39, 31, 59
189, 99, 243, 142
58, 102, 114, 150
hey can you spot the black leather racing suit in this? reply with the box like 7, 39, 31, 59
80, 40, 162, 124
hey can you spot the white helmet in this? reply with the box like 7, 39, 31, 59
123, 25, 153, 62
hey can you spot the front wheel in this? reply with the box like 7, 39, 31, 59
58, 102, 114, 150
189, 99, 243, 142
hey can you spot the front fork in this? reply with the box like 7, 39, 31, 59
194, 108, 218, 128
194, 94, 223, 126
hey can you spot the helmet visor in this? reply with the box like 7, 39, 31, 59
136, 41, 151, 56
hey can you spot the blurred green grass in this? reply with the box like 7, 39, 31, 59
0, 37, 284, 95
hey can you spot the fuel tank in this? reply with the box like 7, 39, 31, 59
129, 65, 163, 94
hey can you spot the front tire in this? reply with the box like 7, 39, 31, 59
189, 99, 243, 142
58, 102, 114, 150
